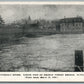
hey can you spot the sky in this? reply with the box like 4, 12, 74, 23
0, 5, 84, 23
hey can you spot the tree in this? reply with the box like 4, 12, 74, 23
0, 15, 4, 26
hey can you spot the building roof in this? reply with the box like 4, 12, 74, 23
60, 17, 84, 23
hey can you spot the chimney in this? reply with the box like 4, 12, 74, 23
64, 16, 66, 18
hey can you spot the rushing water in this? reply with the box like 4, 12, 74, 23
0, 34, 84, 72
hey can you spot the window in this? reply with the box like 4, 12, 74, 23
75, 23, 78, 26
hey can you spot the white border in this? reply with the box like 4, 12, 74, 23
0, 1, 84, 82
0, 1, 84, 5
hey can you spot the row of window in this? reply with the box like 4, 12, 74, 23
61, 19, 82, 23
60, 23, 83, 27
61, 27, 83, 30
61, 29, 83, 32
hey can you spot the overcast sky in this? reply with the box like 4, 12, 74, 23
0, 5, 84, 23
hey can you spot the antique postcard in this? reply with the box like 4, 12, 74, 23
0, 1, 84, 82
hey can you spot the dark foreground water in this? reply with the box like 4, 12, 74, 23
0, 34, 84, 72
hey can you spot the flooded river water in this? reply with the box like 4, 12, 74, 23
0, 34, 84, 72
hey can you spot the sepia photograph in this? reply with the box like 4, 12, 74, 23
0, 2, 84, 72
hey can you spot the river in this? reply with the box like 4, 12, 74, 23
0, 34, 84, 72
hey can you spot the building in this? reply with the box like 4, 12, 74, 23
52, 20, 60, 33
59, 16, 84, 33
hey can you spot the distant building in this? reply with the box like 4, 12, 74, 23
52, 20, 60, 33
59, 16, 84, 33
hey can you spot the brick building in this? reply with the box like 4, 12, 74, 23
59, 17, 84, 33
